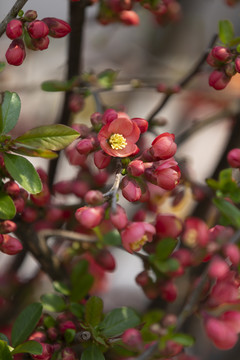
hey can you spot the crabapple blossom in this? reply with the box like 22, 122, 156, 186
121, 176, 142, 202
0, 235, 23, 255
6, 19, 23, 39
227, 148, 240, 168
110, 204, 128, 229
42, 17, 71, 38
5, 38, 26, 66
127, 159, 145, 177
182, 217, 209, 248
208, 70, 231, 90
75, 206, 104, 229
27, 20, 49, 39
155, 214, 183, 238
122, 328, 143, 349
150, 132, 177, 160
121, 221, 156, 253
153, 159, 181, 190
95, 249, 116, 271
94, 150, 111, 169
204, 315, 238, 350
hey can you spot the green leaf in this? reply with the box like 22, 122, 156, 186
152, 258, 180, 273
11, 144, 58, 159
141, 309, 164, 342
213, 197, 240, 228
11, 303, 43, 347
69, 303, 84, 318
70, 260, 94, 302
0, 193, 16, 219
0, 91, 21, 134
0, 334, 9, 344
4, 153, 42, 194
81, 344, 105, 360
99, 307, 141, 338
53, 281, 70, 296
206, 178, 219, 190
0, 62, 6, 73
219, 20, 234, 44
0, 340, 12, 360
237, 44, 240, 53
11, 341, 42, 355
85, 296, 103, 327
97, 69, 118, 89
14, 124, 79, 151
155, 238, 178, 261
171, 333, 195, 347
41, 77, 78, 92
64, 329, 76, 344
40, 293, 66, 312
102, 230, 122, 246
228, 36, 240, 47
43, 315, 56, 329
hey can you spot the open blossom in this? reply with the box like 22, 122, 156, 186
121, 222, 156, 253
98, 115, 140, 157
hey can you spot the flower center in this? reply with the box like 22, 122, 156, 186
109, 133, 127, 150
184, 229, 198, 247
130, 235, 148, 251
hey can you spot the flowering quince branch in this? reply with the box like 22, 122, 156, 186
0, 0, 28, 37
147, 33, 218, 125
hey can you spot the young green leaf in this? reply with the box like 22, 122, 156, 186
0, 340, 12, 360
11, 144, 58, 159
53, 281, 70, 296
219, 20, 234, 44
41, 77, 78, 92
14, 124, 79, 151
102, 230, 122, 246
99, 307, 141, 338
69, 303, 84, 318
155, 238, 178, 261
70, 260, 94, 302
11, 303, 43, 347
0, 333, 9, 344
81, 344, 105, 360
11, 341, 43, 355
0, 62, 6, 73
171, 333, 195, 347
40, 293, 66, 312
97, 69, 118, 89
213, 197, 240, 228
0, 193, 16, 220
85, 296, 103, 327
64, 329, 76, 344
3, 153, 42, 194
0, 91, 21, 134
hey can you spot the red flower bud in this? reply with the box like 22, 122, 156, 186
46, 207, 64, 223
31, 36, 50, 50
59, 320, 76, 334
13, 196, 26, 213
0, 234, 23, 255
121, 176, 142, 202
94, 150, 111, 169
131, 117, 148, 133
154, 159, 181, 190
220, 310, 240, 333
61, 347, 77, 360
227, 148, 240, 168
122, 328, 143, 349
102, 109, 118, 124
95, 249, 116, 271
6, 19, 23, 39
208, 70, 230, 90
22, 207, 38, 223
4, 180, 20, 197
223, 243, 240, 266
69, 93, 85, 113
127, 160, 145, 177
155, 214, 182, 238
72, 180, 90, 198
76, 138, 94, 155
6, 39, 26, 66
42, 18, 71, 38
150, 132, 177, 160
160, 280, 177, 302
211, 46, 231, 62
30, 183, 50, 206
32, 343, 53, 360
110, 205, 128, 230
135, 270, 150, 286
235, 56, 240, 73
0, 220, 17, 234
85, 190, 104, 205
119, 10, 140, 25
29, 331, 47, 343
204, 316, 238, 350
208, 256, 229, 280
75, 206, 104, 229
28, 20, 49, 39
24, 10, 38, 21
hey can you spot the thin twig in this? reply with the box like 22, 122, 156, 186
38, 228, 97, 244
0, 0, 28, 37
147, 34, 218, 125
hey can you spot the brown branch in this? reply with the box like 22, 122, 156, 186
147, 34, 218, 125
0, 0, 28, 37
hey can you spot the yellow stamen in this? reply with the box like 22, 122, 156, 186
184, 229, 198, 247
131, 235, 148, 251
109, 133, 127, 150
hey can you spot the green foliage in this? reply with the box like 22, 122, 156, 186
206, 169, 240, 203
0, 334, 9, 344
213, 197, 240, 228
149, 239, 179, 273
69, 302, 85, 318
85, 296, 103, 327
11, 303, 43, 347
97, 69, 118, 89
14, 124, 79, 151
41, 77, 78, 92
11, 341, 42, 355
99, 307, 141, 338
102, 230, 122, 246
0, 193, 16, 219
64, 329, 76, 344
40, 293, 66, 312
218, 20, 234, 44
155, 238, 178, 261
4, 153, 42, 194
0, 91, 21, 134
70, 259, 94, 302
0, 340, 12, 360
81, 344, 105, 360
53, 281, 71, 296
0, 63, 6, 73
141, 309, 164, 342
171, 333, 195, 347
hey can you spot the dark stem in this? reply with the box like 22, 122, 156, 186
48, 1, 87, 189
0, 0, 28, 37
147, 34, 218, 125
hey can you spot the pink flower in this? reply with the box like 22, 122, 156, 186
153, 159, 181, 190
204, 315, 238, 350
98, 115, 140, 157
150, 132, 177, 160
75, 206, 104, 229
121, 222, 156, 253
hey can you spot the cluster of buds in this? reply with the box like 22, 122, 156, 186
140, 0, 181, 26
97, 0, 139, 26
207, 45, 240, 90
5, 10, 71, 66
